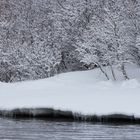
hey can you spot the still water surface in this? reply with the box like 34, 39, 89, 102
0, 118, 140, 140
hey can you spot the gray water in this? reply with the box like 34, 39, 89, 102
0, 118, 140, 140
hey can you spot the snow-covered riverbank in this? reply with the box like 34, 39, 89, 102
0, 65, 140, 118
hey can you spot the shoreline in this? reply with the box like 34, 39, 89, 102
0, 108, 140, 124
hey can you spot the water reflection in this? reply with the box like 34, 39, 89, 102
0, 118, 140, 140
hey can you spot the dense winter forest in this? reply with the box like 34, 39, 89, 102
0, 0, 140, 82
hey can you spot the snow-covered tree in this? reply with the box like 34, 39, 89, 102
76, 0, 140, 80
0, 0, 140, 82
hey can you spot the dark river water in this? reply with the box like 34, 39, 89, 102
0, 118, 140, 140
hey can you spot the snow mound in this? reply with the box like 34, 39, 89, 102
0, 66, 140, 118
121, 79, 140, 89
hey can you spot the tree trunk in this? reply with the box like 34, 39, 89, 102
97, 62, 110, 80
110, 65, 116, 81
121, 63, 129, 80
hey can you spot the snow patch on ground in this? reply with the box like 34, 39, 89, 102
121, 79, 140, 89
0, 65, 140, 117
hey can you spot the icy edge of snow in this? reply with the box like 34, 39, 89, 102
0, 108, 140, 124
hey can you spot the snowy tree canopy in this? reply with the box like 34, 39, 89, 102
0, 0, 140, 82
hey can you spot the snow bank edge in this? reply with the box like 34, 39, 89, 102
0, 108, 139, 124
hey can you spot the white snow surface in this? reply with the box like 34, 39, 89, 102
1, 65, 140, 117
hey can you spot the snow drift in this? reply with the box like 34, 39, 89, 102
0, 65, 140, 122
